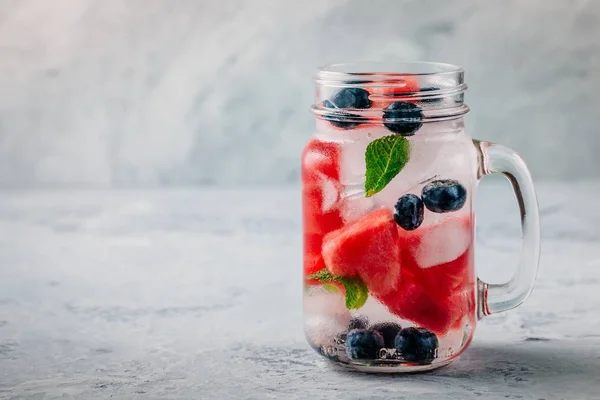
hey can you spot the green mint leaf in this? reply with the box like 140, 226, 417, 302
308, 269, 336, 282
323, 283, 341, 294
364, 135, 410, 197
307, 269, 368, 310
339, 277, 369, 309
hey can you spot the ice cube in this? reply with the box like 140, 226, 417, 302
412, 217, 471, 269
338, 190, 375, 223
355, 296, 405, 326
302, 149, 327, 169
339, 137, 368, 186
339, 127, 389, 186
304, 287, 351, 346
320, 175, 339, 212
303, 169, 341, 214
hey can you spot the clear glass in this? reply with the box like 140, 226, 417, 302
302, 62, 540, 373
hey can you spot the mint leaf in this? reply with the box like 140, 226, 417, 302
339, 278, 369, 309
308, 269, 336, 282
307, 270, 369, 309
364, 135, 410, 197
322, 283, 341, 294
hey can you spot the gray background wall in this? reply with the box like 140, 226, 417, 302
0, 0, 598, 187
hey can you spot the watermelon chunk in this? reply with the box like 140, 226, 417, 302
321, 208, 401, 296
375, 216, 475, 335
401, 217, 474, 298
377, 282, 455, 334
375, 270, 475, 335
302, 170, 342, 235
368, 76, 420, 109
302, 140, 343, 278
448, 287, 477, 331
302, 139, 340, 181
402, 243, 474, 300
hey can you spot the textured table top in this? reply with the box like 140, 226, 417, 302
1, 182, 599, 399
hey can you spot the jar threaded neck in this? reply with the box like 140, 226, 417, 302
313, 62, 469, 123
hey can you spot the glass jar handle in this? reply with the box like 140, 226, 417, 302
473, 140, 541, 317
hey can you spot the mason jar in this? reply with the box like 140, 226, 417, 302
302, 62, 540, 373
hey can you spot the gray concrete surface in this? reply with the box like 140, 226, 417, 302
1, 182, 599, 399
0, 1, 599, 186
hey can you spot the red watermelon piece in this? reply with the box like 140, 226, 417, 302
302, 140, 343, 279
302, 139, 340, 181
448, 287, 477, 331
376, 282, 457, 334
374, 216, 476, 335
321, 208, 401, 296
368, 76, 420, 109
304, 233, 327, 281
402, 243, 474, 300
375, 252, 474, 334
401, 217, 474, 298
302, 171, 342, 236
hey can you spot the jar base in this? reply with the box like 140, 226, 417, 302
326, 357, 455, 374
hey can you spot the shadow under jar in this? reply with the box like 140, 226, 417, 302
302, 62, 541, 373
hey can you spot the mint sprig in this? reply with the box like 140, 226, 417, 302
364, 135, 410, 197
308, 269, 368, 309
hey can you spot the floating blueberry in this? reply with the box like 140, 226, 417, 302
369, 322, 402, 348
322, 99, 367, 129
331, 88, 372, 109
421, 179, 467, 213
393, 194, 424, 231
345, 329, 384, 360
382, 101, 423, 135
394, 327, 439, 364
348, 316, 369, 330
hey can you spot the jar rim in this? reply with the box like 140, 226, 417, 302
313, 61, 468, 121
316, 61, 464, 82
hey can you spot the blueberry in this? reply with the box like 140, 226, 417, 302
394, 327, 439, 364
331, 88, 372, 109
345, 329, 384, 360
337, 317, 370, 344
344, 80, 369, 85
369, 322, 402, 348
421, 179, 467, 213
322, 99, 367, 130
394, 194, 424, 231
348, 316, 369, 330
323, 99, 335, 108
382, 101, 423, 135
